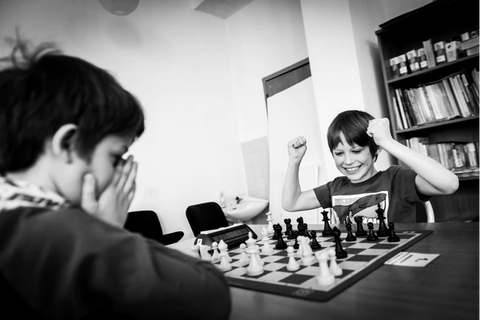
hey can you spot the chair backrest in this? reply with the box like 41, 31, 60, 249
186, 202, 229, 237
124, 210, 164, 240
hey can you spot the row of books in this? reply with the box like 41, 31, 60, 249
393, 69, 479, 130
407, 138, 479, 177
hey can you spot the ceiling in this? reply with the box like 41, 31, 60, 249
193, 0, 256, 19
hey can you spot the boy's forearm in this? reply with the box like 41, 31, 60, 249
382, 139, 459, 195
282, 159, 302, 211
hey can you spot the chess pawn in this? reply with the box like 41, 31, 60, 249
366, 222, 379, 241
315, 250, 335, 286
354, 215, 367, 237
262, 238, 274, 254
217, 240, 232, 272
387, 222, 400, 242
328, 248, 342, 276
211, 242, 221, 263
246, 245, 264, 276
345, 222, 357, 242
238, 243, 250, 264
286, 246, 300, 271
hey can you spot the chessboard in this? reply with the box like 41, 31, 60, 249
204, 224, 433, 302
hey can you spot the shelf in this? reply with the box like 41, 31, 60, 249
395, 115, 479, 135
387, 54, 479, 86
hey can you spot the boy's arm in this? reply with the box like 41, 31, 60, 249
282, 136, 321, 211
367, 118, 459, 196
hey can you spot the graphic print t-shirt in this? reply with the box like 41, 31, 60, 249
313, 166, 429, 223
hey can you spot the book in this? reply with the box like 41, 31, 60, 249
423, 39, 436, 68
434, 41, 447, 64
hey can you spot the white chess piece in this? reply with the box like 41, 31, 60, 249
199, 244, 211, 261
211, 242, 220, 263
261, 227, 269, 241
246, 244, 263, 276
238, 243, 250, 264
266, 212, 274, 235
218, 240, 232, 262
296, 236, 304, 258
328, 248, 342, 276
286, 246, 300, 271
315, 250, 335, 285
217, 240, 232, 272
301, 236, 315, 265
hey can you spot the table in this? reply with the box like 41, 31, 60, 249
169, 223, 479, 320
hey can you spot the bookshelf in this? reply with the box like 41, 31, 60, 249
376, 0, 479, 222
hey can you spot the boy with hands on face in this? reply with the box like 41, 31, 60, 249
0, 37, 231, 320
282, 110, 458, 224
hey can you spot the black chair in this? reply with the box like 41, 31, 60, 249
186, 202, 229, 237
124, 210, 184, 245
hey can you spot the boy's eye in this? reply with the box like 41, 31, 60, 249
334, 152, 343, 157
113, 156, 124, 167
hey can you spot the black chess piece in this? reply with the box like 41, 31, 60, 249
366, 222, 379, 241
354, 216, 367, 237
309, 230, 322, 250
321, 210, 333, 236
293, 231, 300, 249
345, 222, 357, 241
287, 228, 296, 240
284, 218, 292, 236
387, 222, 400, 242
331, 227, 347, 258
275, 233, 287, 249
296, 217, 304, 232
376, 204, 389, 237
302, 223, 311, 238
272, 223, 282, 240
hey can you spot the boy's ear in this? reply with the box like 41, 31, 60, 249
51, 124, 78, 162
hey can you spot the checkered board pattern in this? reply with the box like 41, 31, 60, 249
212, 229, 433, 302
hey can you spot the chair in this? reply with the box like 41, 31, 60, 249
124, 210, 184, 245
186, 202, 229, 237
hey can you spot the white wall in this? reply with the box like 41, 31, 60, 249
0, 0, 432, 237
0, 0, 246, 238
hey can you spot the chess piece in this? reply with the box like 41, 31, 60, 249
284, 218, 292, 236
261, 226, 269, 241
217, 240, 232, 272
238, 243, 250, 264
328, 248, 342, 276
287, 228, 296, 240
211, 241, 221, 263
246, 244, 263, 276
296, 217, 304, 232
332, 227, 347, 259
376, 204, 389, 237
275, 233, 287, 250
387, 222, 400, 242
315, 250, 335, 286
266, 212, 274, 235
199, 244, 211, 261
262, 238, 274, 253
272, 223, 282, 240
293, 231, 300, 249
354, 215, 367, 237
345, 222, 357, 241
301, 236, 316, 265
286, 246, 300, 271
321, 210, 333, 236
366, 222, 379, 241
309, 230, 322, 250
302, 223, 311, 238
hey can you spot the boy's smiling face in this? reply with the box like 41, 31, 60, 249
332, 132, 378, 183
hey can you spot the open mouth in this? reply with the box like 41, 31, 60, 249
344, 165, 361, 173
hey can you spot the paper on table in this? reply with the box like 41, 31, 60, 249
385, 252, 440, 267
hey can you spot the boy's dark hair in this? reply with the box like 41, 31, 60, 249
0, 38, 145, 174
327, 110, 379, 157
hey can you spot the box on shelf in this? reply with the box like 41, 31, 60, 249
434, 41, 447, 64
397, 54, 408, 76
446, 40, 461, 62
406, 49, 420, 72
390, 56, 399, 77
417, 48, 428, 69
